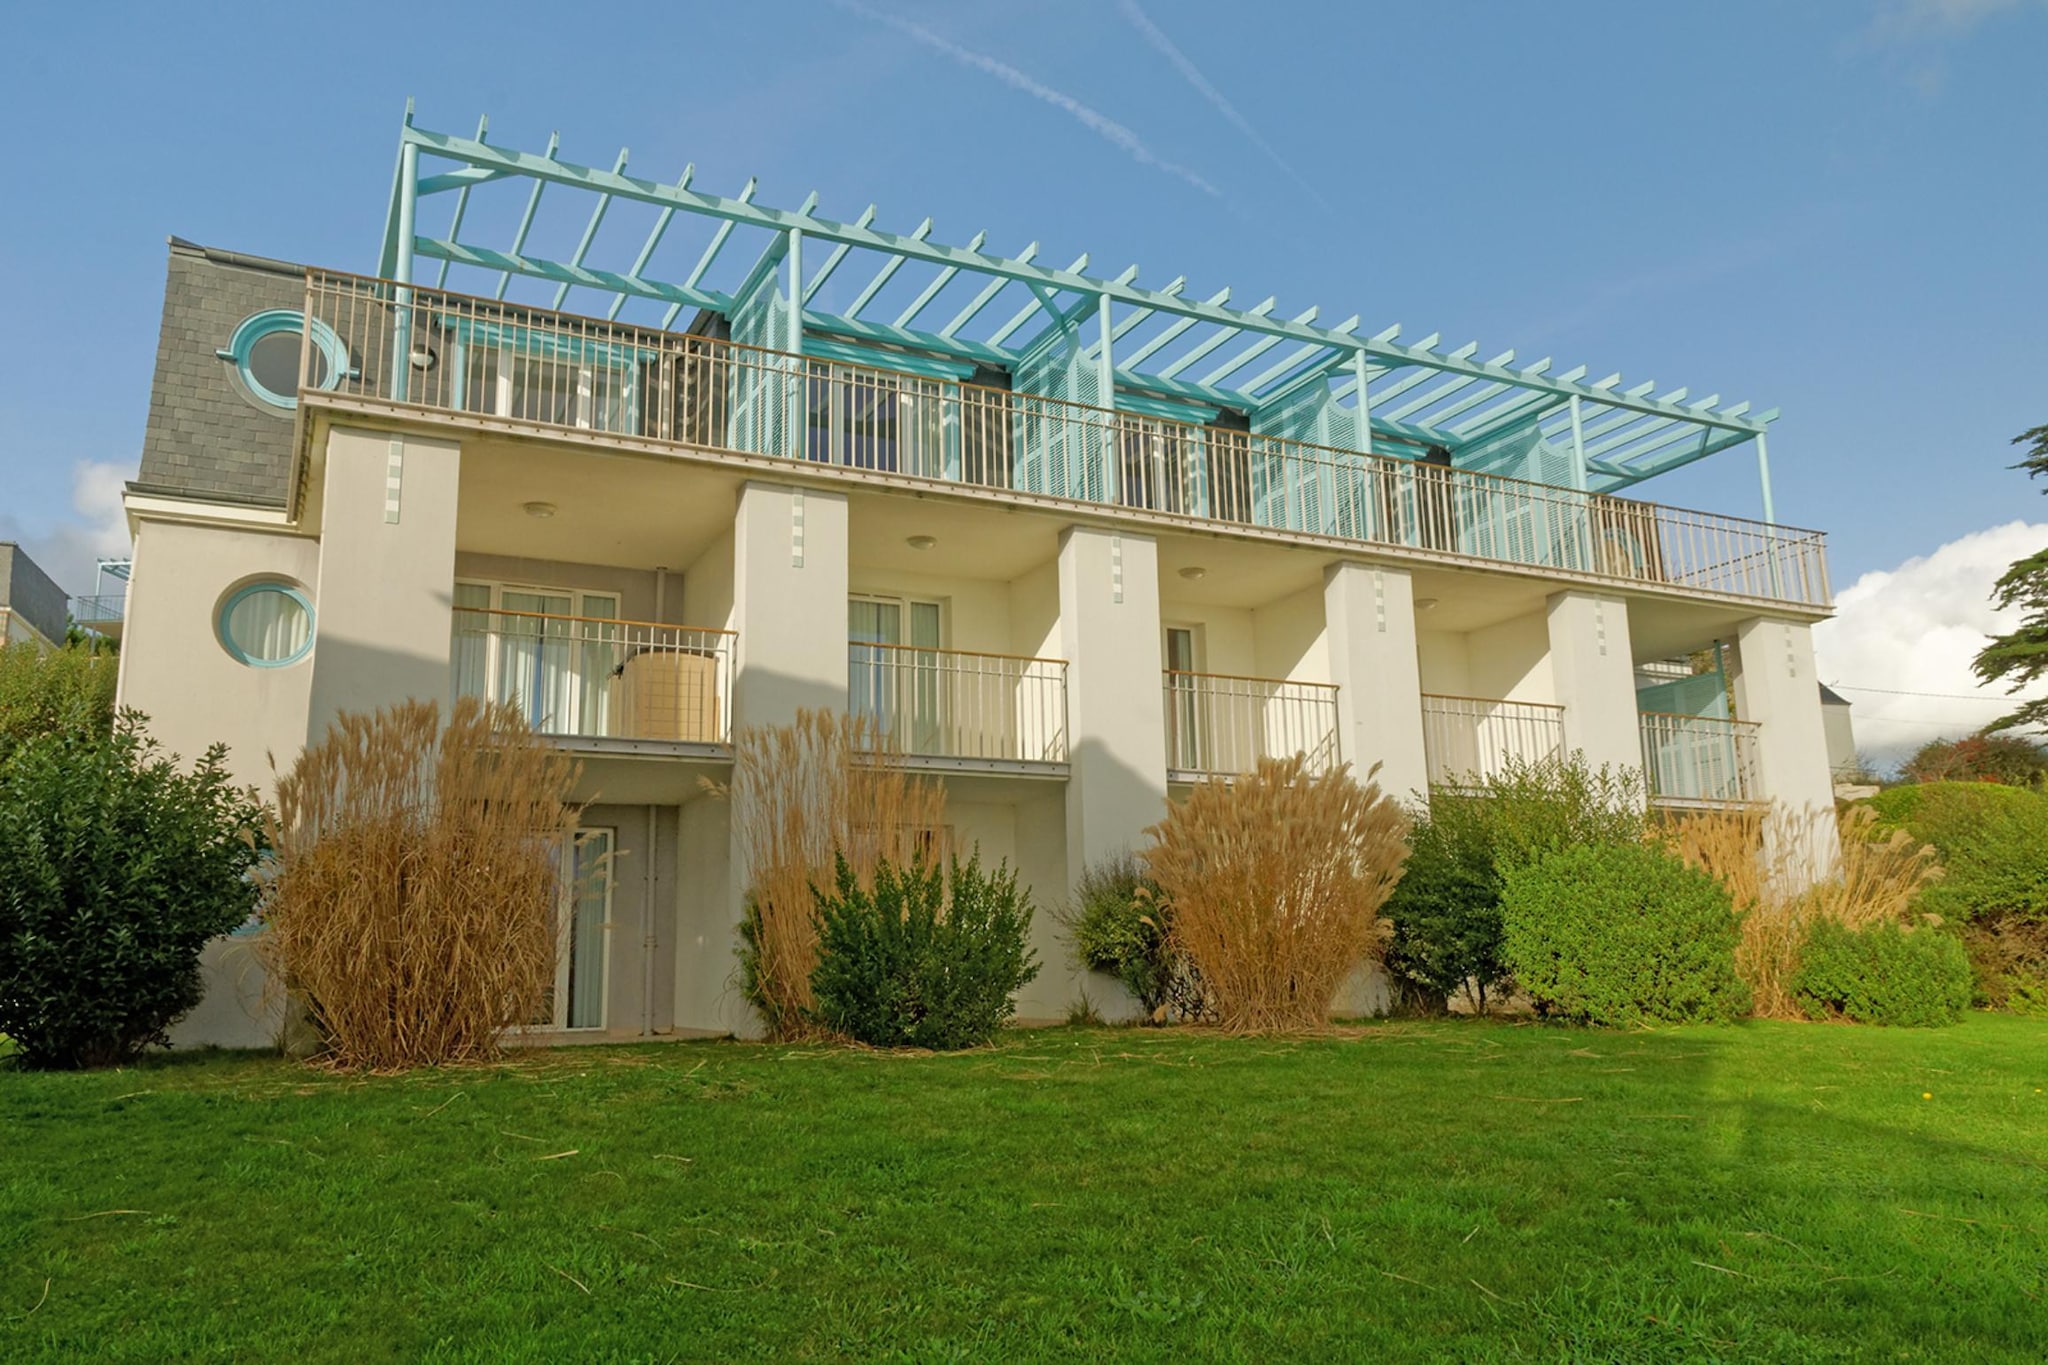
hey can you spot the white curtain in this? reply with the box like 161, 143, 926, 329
226, 589, 309, 663
567, 829, 612, 1029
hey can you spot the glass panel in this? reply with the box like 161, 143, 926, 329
246, 330, 306, 399
578, 593, 621, 738
450, 582, 492, 706
224, 588, 310, 664
567, 829, 612, 1029
848, 599, 903, 736
497, 590, 574, 731
1166, 629, 1201, 770
910, 601, 942, 754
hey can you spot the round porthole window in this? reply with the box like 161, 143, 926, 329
217, 582, 315, 667
218, 310, 348, 413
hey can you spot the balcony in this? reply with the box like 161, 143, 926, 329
1639, 712, 1761, 809
1163, 670, 1340, 781
304, 271, 1830, 611
848, 641, 1068, 766
1420, 693, 1566, 790
68, 593, 127, 637
451, 606, 734, 747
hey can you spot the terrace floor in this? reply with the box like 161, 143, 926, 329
3, 1018, 2043, 1361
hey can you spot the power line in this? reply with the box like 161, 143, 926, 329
1826, 682, 2039, 703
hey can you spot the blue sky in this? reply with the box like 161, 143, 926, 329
0, 1, 2043, 634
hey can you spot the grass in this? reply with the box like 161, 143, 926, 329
2, 1018, 2044, 1363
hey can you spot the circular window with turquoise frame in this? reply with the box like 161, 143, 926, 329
216, 582, 316, 667
217, 310, 349, 412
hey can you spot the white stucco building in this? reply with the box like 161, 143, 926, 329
119, 116, 1839, 1045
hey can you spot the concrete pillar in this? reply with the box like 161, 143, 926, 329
730, 480, 848, 728
1057, 525, 1168, 887
1545, 590, 1642, 781
306, 427, 462, 740
1732, 617, 1840, 878
1323, 560, 1428, 804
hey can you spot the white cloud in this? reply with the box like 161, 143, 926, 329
1872, 0, 2031, 37
1813, 520, 2048, 768
1857, 0, 2042, 93
0, 460, 134, 597
831, 0, 1220, 197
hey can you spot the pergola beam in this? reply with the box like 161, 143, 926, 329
395, 121, 1771, 435
552, 146, 631, 310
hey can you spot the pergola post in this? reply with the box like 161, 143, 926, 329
391, 140, 419, 404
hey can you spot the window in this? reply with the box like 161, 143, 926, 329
542, 827, 613, 1030
217, 582, 314, 667
456, 324, 644, 435
805, 363, 947, 477
219, 310, 348, 413
452, 581, 622, 736
849, 594, 944, 753
1164, 625, 1203, 772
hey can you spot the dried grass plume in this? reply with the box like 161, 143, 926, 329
1146, 755, 1409, 1032
259, 698, 582, 1069
719, 710, 947, 1038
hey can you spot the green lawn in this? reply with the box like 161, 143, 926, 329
2, 1018, 2044, 1363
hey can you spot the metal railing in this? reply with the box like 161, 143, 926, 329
68, 594, 127, 627
1639, 711, 1762, 808
1420, 693, 1566, 790
848, 640, 1068, 763
451, 607, 734, 744
1162, 670, 1340, 778
305, 269, 1830, 609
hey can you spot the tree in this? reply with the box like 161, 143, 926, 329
0, 639, 117, 755
0, 718, 265, 1068
1901, 732, 2048, 787
1974, 424, 2048, 734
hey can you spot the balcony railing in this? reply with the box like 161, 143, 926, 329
848, 641, 1068, 764
1420, 693, 1567, 790
1639, 711, 1762, 808
1163, 670, 1340, 779
304, 270, 1830, 610
452, 606, 734, 744
68, 594, 126, 628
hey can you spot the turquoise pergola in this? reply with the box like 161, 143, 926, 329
378, 105, 1782, 514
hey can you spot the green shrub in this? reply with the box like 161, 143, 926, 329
1866, 782, 2048, 925
0, 640, 117, 756
810, 852, 1040, 1049
1061, 856, 1201, 1021
1387, 757, 1645, 1012
0, 719, 265, 1069
1500, 842, 1749, 1027
1959, 918, 2048, 1015
1791, 920, 1972, 1027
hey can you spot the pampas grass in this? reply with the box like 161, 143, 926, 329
260, 698, 581, 1069
722, 710, 947, 1038
1145, 756, 1410, 1032
1658, 805, 1941, 1019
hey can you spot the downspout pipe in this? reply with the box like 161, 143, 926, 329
643, 566, 669, 1037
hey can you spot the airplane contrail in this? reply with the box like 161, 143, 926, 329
1115, 0, 1333, 211
834, 0, 1221, 198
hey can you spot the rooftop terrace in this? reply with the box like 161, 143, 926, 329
380, 105, 1786, 507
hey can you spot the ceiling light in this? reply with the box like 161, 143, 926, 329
1178, 566, 1207, 581
523, 501, 558, 519
906, 535, 937, 551
409, 344, 439, 372
1415, 596, 1439, 610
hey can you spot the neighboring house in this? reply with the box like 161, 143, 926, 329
120, 114, 1839, 1043
0, 542, 68, 649
1819, 683, 1859, 778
